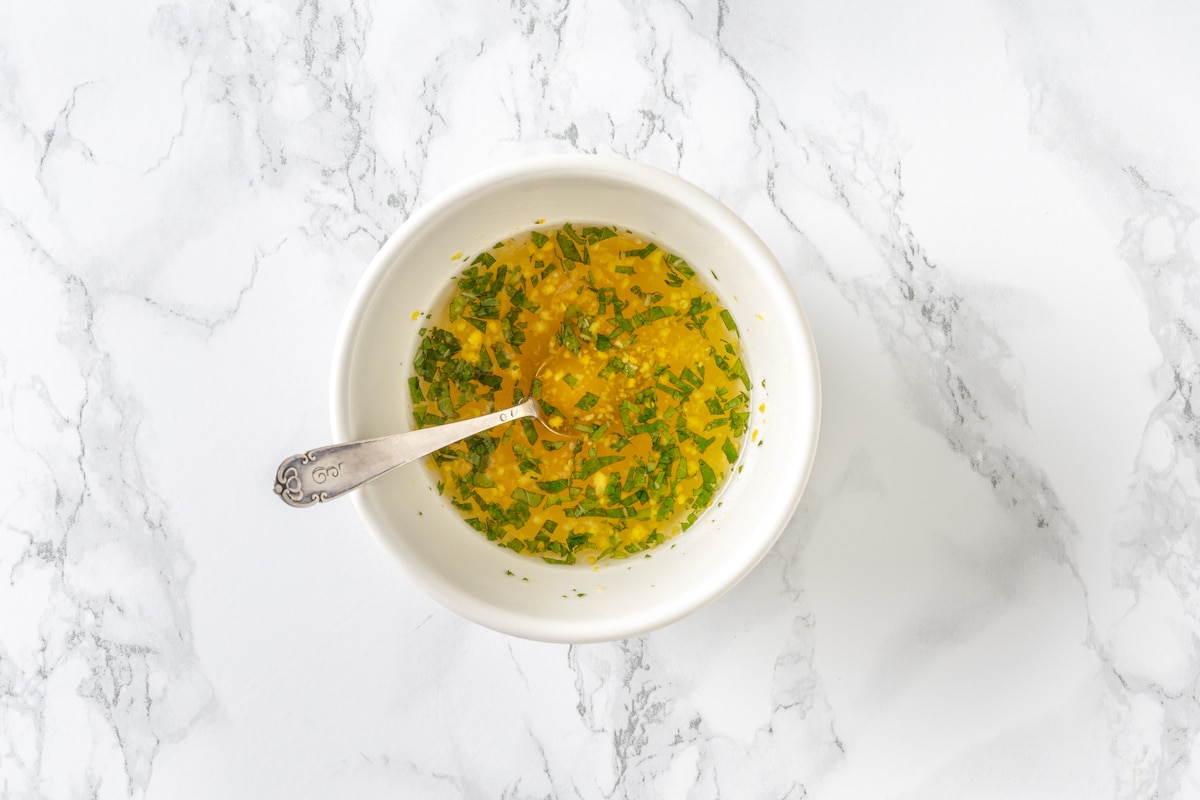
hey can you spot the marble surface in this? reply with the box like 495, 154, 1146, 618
3, 0, 1199, 796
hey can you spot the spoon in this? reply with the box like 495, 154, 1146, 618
274, 396, 568, 508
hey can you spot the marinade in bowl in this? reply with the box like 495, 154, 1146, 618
409, 223, 751, 564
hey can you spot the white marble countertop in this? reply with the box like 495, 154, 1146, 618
4, 0, 1199, 797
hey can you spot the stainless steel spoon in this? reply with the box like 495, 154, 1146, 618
274, 396, 564, 508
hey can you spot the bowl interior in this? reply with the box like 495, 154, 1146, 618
333, 157, 819, 642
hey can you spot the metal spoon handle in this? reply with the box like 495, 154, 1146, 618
274, 398, 540, 507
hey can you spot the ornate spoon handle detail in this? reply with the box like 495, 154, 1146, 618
274, 398, 541, 507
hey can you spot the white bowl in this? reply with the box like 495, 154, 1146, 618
331, 155, 820, 643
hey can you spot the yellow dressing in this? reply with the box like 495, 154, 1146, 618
409, 223, 751, 564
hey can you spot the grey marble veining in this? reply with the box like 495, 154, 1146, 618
3, 0, 1199, 797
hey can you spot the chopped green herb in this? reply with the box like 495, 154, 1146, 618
581, 226, 617, 243
511, 488, 544, 507
575, 455, 624, 480
557, 230, 582, 262
521, 417, 538, 444
622, 243, 658, 258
